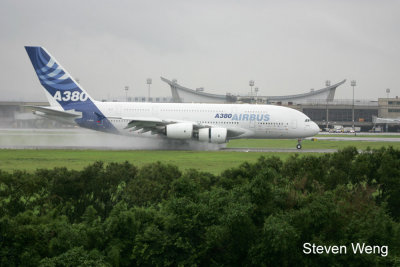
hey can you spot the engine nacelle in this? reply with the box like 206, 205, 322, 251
198, 127, 227, 144
211, 128, 227, 143
166, 123, 193, 139
198, 128, 210, 142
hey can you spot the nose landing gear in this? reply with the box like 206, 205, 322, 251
296, 138, 302, 149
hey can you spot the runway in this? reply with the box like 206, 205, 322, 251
310, 136, 400, 142
0, 145, 337, 153
221, 148, 337, 153
0, 128, 224, 151
0, 128, 398, 152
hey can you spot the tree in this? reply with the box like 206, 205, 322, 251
39, 246, 110, 267
123, 162, 181, 206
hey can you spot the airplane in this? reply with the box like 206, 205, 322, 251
373, 116, 400, 124
24, 46, 320, 149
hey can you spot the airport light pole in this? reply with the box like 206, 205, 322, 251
351, 80, 356, 134
254, 87, 259, 104
124, 86, 129, 102
249, 80, 255, 103
386, 88, 390, 132
325, 80, 331, 87
147, 78, 152, 102
325, 80, 331, 130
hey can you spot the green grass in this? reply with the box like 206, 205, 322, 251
227, 139, 400, 150
0, 149, 295, 175
1, 130, 399, 174
1, 136, 399, 174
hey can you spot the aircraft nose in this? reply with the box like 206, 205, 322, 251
311, 121, 320, 135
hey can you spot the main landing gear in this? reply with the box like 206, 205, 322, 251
296, 138, 302, 149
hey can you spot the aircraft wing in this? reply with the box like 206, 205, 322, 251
121, 117, 208, 134
123, 117, 173, 134
116, 117, 244, 137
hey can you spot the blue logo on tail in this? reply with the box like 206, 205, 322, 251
25, 46, 91, 111
25, 46, 118, 133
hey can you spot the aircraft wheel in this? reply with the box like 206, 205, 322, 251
296, 143, 302, 149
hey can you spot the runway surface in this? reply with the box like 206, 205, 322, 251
0, 128, 223, 151
0, 145, 336, 153
0, 128, 398, 152
310, 136, 400, 142
221, 148, 337, 153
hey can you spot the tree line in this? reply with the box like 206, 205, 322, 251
0, 146, 399, 266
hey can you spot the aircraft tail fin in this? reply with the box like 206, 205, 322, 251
25, 46, 94, 111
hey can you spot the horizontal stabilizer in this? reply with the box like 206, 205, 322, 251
25, 105, 81, 118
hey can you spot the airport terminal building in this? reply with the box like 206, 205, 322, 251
159, 78, 399, 132
161, 77, 345, 105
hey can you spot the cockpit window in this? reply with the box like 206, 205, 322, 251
305, 119, 310, 122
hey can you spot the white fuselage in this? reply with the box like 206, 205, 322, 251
95, 101, 320, 139
25, 46, 320, 144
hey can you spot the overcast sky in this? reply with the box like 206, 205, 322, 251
1, 0, 399, 102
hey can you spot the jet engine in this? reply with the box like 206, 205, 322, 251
166, 123, 193, 139
198, 127, 227, 143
